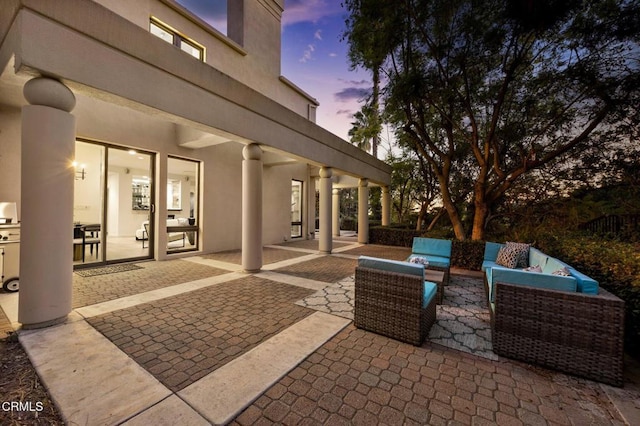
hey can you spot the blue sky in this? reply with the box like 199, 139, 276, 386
175, 0, 372, 141
280, 0, 372, 140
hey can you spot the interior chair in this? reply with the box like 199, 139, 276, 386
142, 222, 150, 249
167, 229, 186, 248
78, 224, 101, 262
142, 222, 185, 249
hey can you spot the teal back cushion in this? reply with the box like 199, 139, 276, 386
412, 238, 452, 258
358, 256, 424, 279
528, 248, 549, 270
483, 242, 504, 261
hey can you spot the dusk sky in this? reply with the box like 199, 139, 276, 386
175, 0, 373, 144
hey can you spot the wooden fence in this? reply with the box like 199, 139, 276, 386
579, 214, 640, 236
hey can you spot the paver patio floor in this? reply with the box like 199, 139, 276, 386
88, 275, 315, 392
202, 247, 310, 265
73, 260, 229, 308
273, 256, 357, 283
232, 325, 624, 426
1, 241, 638, 425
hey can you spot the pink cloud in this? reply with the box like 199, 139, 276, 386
282, 0, 343, 25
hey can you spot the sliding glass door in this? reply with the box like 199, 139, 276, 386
74, 140, 155, 267
165, 156, 199, 253
291, 180, 303, 238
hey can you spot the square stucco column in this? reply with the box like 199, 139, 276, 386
381, 185, 391, 226
358, 178, 369, 244
242, 144, 263, 272
332, 188, 340, 237
19, 77, 76, 328
318, 167, 332, 254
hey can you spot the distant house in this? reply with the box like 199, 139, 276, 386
0, 0, 390, 328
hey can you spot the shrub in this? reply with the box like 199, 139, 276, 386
536, 232, 640, 359
451, 240, 485, 270
341, 217, 357, 231
369, 226, 421, 247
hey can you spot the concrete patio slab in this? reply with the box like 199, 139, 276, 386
183, 256, 244, 272
122, 395, 209, 426
19, 320, 171, 425
255, 270, 328, 291
178, 311, 351, 425
260, 253, 323, 270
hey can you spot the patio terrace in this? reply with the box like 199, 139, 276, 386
0, 240, 639, 425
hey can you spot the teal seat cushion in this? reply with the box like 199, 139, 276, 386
411, 237, 452, 258
358, 256, 424, 278
485, 264, 511, 301
423, 281, 438, 308
490, 268, 577, 302
482, 260, 500, 272
407, 254, 450, 268
567, 268, 599, 294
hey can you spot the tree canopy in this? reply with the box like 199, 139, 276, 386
343, 0, 640, 240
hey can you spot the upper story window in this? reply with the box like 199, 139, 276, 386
150, 18, 205, 61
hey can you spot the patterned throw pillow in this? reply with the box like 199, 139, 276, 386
552, 267, 571, 276
409, 257, 429, 267
506, 242, 530, 268
495, 246, 519, 268
523, 264, 542, 273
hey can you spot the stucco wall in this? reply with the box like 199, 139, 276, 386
91, 0, 315, 118
263, 163, 311, 245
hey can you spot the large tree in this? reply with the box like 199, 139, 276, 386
343, 0, 640, 240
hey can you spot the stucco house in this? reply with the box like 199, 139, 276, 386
0, 0, 391, 328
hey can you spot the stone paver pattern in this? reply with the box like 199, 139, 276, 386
274, 256, 357, 283
296, 273, 497, 360
87, 276, 315, 392
296, 276, 355, 320
72, 260, 228, 308
275, 239, 353, 251
202, 247, 309, 265
231, 325, 625, 426
430, 274, 496, 360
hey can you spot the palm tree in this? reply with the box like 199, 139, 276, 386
348, 104, 381, 156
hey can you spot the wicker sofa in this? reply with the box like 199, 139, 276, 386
406, 237, 452, 285
354, 256, 438, 346
483, 242, 625, 386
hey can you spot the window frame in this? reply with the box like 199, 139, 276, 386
150, 17, 205, 61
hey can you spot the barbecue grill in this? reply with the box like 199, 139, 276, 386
0, 202, 20, 292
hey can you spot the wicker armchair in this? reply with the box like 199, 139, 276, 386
355, 262, 437, 346
492, 281, 625, 387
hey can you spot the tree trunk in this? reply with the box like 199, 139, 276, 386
438, 194, 465, 240
415, 201, 427, 231
372, 67, 380, 158
471, 197, 489, 241
427, 207, 446, 231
